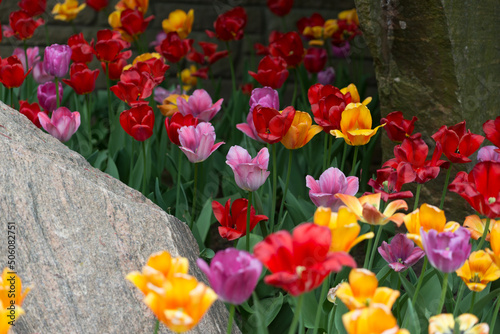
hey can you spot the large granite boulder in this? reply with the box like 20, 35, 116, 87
0, 102, 239, 333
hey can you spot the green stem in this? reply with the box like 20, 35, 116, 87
436, 272, 449, 315
396, 273, 402, 323
363, 225, 375, 268
153, 319, 159, 334
270, 144, 277, 233
349, 146, 359, 176
106, 64, 113, 131
288, 294, 304, 334
468, 291, 476, 314
85, 94, 92, 152
368, 225, 383, 270
44, 24, 50, 46
324, 39, 333, 67
439, 164, 452, 209
142, 140, 148, 195
55, 76, 60, 109
453, 281, 465, 317
328, 136, 333, 168
190, 163, 199, 229
291, 69, 298, 107
413, 183, 422, 211
490, 297, 500, 332
295, 67, 307, 106
340, 142, 348, 171
322, 133, 329, 171
312, 279, 329, 334
225, 42, 237, 94
246, 191, 253, 252
10, 88, 14, 109
227, 304, 235, 334
476, 217, 491, 251
175, 149, 183, 217
278, 150, 293, 227
412, 257, 428, 308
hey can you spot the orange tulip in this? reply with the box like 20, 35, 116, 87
331, 103, 384, 146
162, 9, 194, 39
456, 250, 500, 292
429, 313, 489, 334
486, 221, 500, 268
52, 0, 86, 21
464, 215, 496, 241
336, 268, 400, 310
281, 111, 322, 149
314, 206, 374, 252
342, 304, 410, 334
335, 193, 407, 226
115, 0, 149, 13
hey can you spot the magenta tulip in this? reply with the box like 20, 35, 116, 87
177, 89, 223, 122
317, 67, 335, 85
37, 81, 63, 112
38, 107, 80, 142
378, 234, 425, 272
197, 248, 262, 305
306, 167, 359, 211
226, 145, 270, 192
178, 122, 224, 163
43, 44, 72, 78
421, 227, 471, 273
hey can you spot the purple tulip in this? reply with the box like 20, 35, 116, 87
43, 44, 72, 78
306, 167, 359, 211
378, 234, 425, 272
197, 248, 262, 305
37, 81, 63, 113
249, 87, 279, 112
226, 145, 270, 192
332, 41, 351, 58
178, 122, 224, 163
149, 31, 167, 47
38, 107, 81, 142
13, 47, 40, 72
317, 67, 335, 86
477, 146, 500, 162
421, 227, 471, 273
177, 89, 223, 122
33, 62, 55, 84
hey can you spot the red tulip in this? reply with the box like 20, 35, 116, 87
304, 47, 327, 73
449, 161, 500, 218
253, 223, 356, 296
252, 105, 295, 144
19, 100, 46, 128
431, 121, 484, 164
164, 112, 199, 146
212, 198, 268, 241
248, 56, 289, 89
187, 42, 228, 66
19, 0, 46, 16
119, 9, 154, 39
86, 0, 108, 11
155, 32, 193, 64
267, 0, 293, 17
483, 116, 500, 150
254, 31, 284, 56
102, 58, 127, 80
3, 10, 44, 40
380, 111, 417, 143
297, 13, 325, 37
269, 31, 305, 68
240, 83, 254, 96
0, 56, 31, 88
93, 29, 131, 63
206, 7, 247, 41
135, 58, 169, 85
110, 68, 155, 106
62, 63, 100, 95
308, 83, 351, 132
119, 105, 155, 141
366, 167, 414, 202
68, 33, 94, 64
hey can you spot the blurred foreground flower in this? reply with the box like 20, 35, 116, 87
378, 233, 425, 272
306, 167, 358, 211
226, 146, 270, 192
428, 313, 489, 334
38, 107, 80, 142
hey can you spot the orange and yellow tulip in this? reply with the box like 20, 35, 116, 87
341, 84, 372, 106
335, 193, 407, 226
115, 0, 149, 13
158, 94, 189, 117
456, 250, 500, 292
52, 0, 86, 21
331, 103, 385, 146
0, 268, 30, 334
464, 215, 496, 241
486, 221, 500, 267
281, 111, 322, 150
162, 9, 194, 39
429, 313, 489, 334
123, 53, 162, 71
338, 9, 359, 25
314, 206, 374, 253
336, 268, 400, 310
403, 203, 460, 248
342, 304, 410, 334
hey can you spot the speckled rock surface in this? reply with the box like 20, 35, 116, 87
0, 102, 239, 333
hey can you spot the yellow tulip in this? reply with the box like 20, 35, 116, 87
486, 221, 500, 268
335, 193, 408, 226
342, 304, 410, 334
314, 206, 374, 253
108, 10, 122, 30
331, 103, 385, 146
338, 9, 359, 25
336, 269, 400, 310
162, 9, 194, 39
324, 19, 339, 38
464, 215, 496, 241
52, 0, 86, 22
456, 250, 500, 292
180, 65, 198, 91
144, 274, 217, 333
0, 268, 29, 334
158, 94, 189, 117
403, 204, 460, 248
341, 83, 372, 106
429, 313, 489, 334
281, 111, 322, 150
123, 53, 162, 71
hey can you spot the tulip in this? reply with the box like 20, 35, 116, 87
93, 29, 131, 64
103, 58, 128, 80
19, 100, 46, 128
304, 47, 327, 73
332, 41, 351, 58
483, 116, 500, 150
478, 146, 500, 162
68, 33, 94, 64
253, 105, 295, 144
39, 107, 81, 142
158, 94, 189, 117
336, 193, 407, 226
267, 0, 293, 16
162, 9, 194, 39
206, 7, 247, 41
486, 221, 500, 267
297, 13, 328, 42
37, 81, 63, 112
135, 58, 169, 85
3, 10, 44, 40
12, 47, 40, 72
155, 85, 183, 104
456, 250, 500, 292
366, 167, 414, 202
187, 42, 228, 67
226, 146, 270, 192
115, 0, 148, 13
33, 62, 54, 84
155, 32, 193, 64
249, 87, 280, 112
306, 167, 358, 211
380, 111, 418, 143
340, 83, 372, 105
0, 267, 30, 334
331, 103, 384, 146
165, 112, 199, 146
308, 83, 351, 132
448, 161, 500, 218
62, 63, 99, 95
176, 89, 223, 122
249, 56, 289, 89
117, 9, 154, 41
317, 67, 335, 85
254, 223, 356, 296
197, 248, 262, 305
378, 234, 425, 272
281, 111, 322, 149
269, 31, 305, 67
212, 198, 268, 241
110, 68, 155, 106
19, 0, 46, 16
52, 0, 86, 21
86, 0, 108, 11
119, 105, 155, 142
178, 122, 224, 163
236, 109, 265, 143
343, 304, 410, 334
314, 206, 374, 253
180, 65, 198, 91
464, 215, 496, 241
432, 121, 484, 164
254, 31, 284, 56
0, 56, 31, 88
429, 314, 489, 334
43, 44, 72, 78
421, 227, 471, 273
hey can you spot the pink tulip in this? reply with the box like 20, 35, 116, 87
33, 62, 54, 84
477, 145, 500, 162
236, 109, 265, 143
38, 107, 81, 142
226, 145, 270, 192
178, 122, 224, 163
306, 167, 359, 211
177, 89, 223, 122
13, 46, 40, 72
